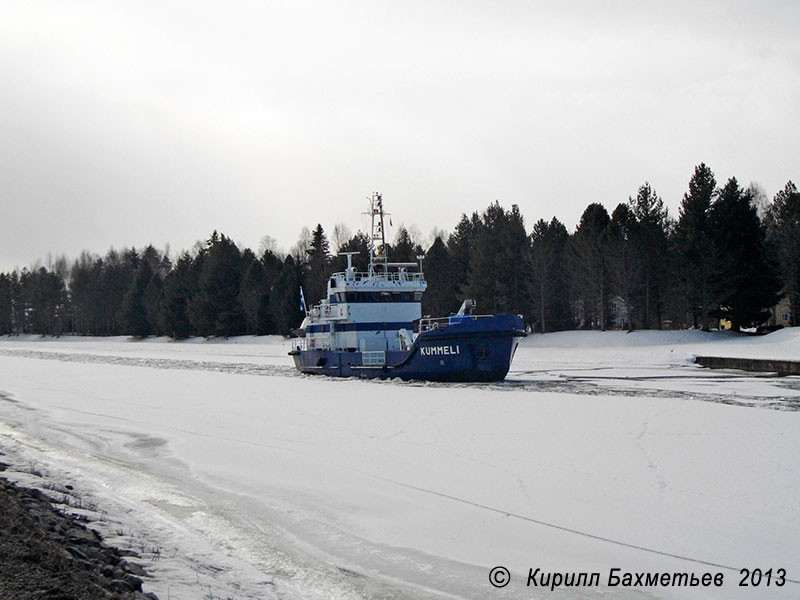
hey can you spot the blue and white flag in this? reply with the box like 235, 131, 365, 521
299, 287, 307, 314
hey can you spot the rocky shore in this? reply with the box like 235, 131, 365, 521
0, 461, 159, 600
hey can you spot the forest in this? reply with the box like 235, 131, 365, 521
1, 164, 798, 338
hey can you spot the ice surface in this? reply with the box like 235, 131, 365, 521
0, 329, 799, 599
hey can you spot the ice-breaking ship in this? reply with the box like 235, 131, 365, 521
289, 193, 525, 382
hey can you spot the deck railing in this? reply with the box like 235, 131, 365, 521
331, 270, 426, 283
418, 314, 494, 332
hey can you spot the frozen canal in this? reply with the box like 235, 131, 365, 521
1, 330, 799, 599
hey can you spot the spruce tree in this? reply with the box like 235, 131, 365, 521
606, 204, 640, 331
261, 248, 284, 281
239, 257, 273, 335
14, 269, 30, 333
675, 164, 718, 330
0, 273, 11, 334
159, 252, 194, 339
530, 217, 571, 332
119, 259, 154, 337
504, 205, 531, 319
144, 273, 163, 335
765, 181, 800, 326
271, 255, 304, 336
460, 203, 529, 316
187, 246, 213, 336
447, 212, 480, 302
421, 236, 457, 317
569, 203, 611, 329
211, 233, 247, 336
305, 224, 331, 305
141, 245, 168, 335
186, 232, 247, 337
9, 271, 24, 334
390, 227, 422, 265
709, 178, 782, 329
69, 251, 101, 335
102, 248, 139, 335
629, 182, 669, 328
18, 267, 68, 335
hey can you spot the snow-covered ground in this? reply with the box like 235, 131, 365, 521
0, 329, 798, 600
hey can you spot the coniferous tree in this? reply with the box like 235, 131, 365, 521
530, 217, 571, 332
118, 245, 168, 337
271, 255, 304, 335
530, 219, 553, 332
239, 254, 263, 334
159, 252, 195, 339
709, 178, 782, 329
765, 181, 800, 326
504, 204, 531, 318
10, 270, 27, 333
0, 273, 12, 334
142, 245, 169, 335
120, 259, 154, 337
17, 267, 67, 335
262, 248, 284, 281
305, 224, 331, 305
448, 212, 480, 302
15, 269, 31, 332
9, 272, 23, 334
239, 255, 273, 334
44, 267, 68, 335
420, 236, 457, 317
89, 255, 111, 335
69, 251, 101, 335
187, 232, 248, 336
207, 232, 247, 336
629, 182, 669, 328
78, 257, 104, 335
390, 227, 422, 265
606, 204, 640, 331
100, 248, 139, 335
675, 164, 718, 330
462, 202, 529, 316
143, 273, 163, 335
460, 233, 494, 314
569, 203, 611, 329
186, 245, 212, 335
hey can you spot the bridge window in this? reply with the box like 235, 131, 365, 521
342, 291, 422, 303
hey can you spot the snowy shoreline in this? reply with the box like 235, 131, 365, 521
0, 456, 158, 600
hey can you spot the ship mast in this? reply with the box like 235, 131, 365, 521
366, 192, 389, 276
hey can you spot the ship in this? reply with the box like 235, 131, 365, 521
288, 193, 526, 382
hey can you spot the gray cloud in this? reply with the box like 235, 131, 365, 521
1, 0, 798, 270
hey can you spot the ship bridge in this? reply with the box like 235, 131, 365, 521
299, 192, 428, 353
304, 265, 427, 352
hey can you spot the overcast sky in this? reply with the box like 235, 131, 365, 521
1, 1, 798, 271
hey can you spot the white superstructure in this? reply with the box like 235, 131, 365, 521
299, 193, 427, 355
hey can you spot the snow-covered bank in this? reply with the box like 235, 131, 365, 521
1, 331, 799, 599
510, 329, 800, 410
519, 327, 799, 365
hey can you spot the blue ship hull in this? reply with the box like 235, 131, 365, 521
290, 314, 525, 382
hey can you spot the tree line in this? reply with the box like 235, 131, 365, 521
1, 164, 797, 338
